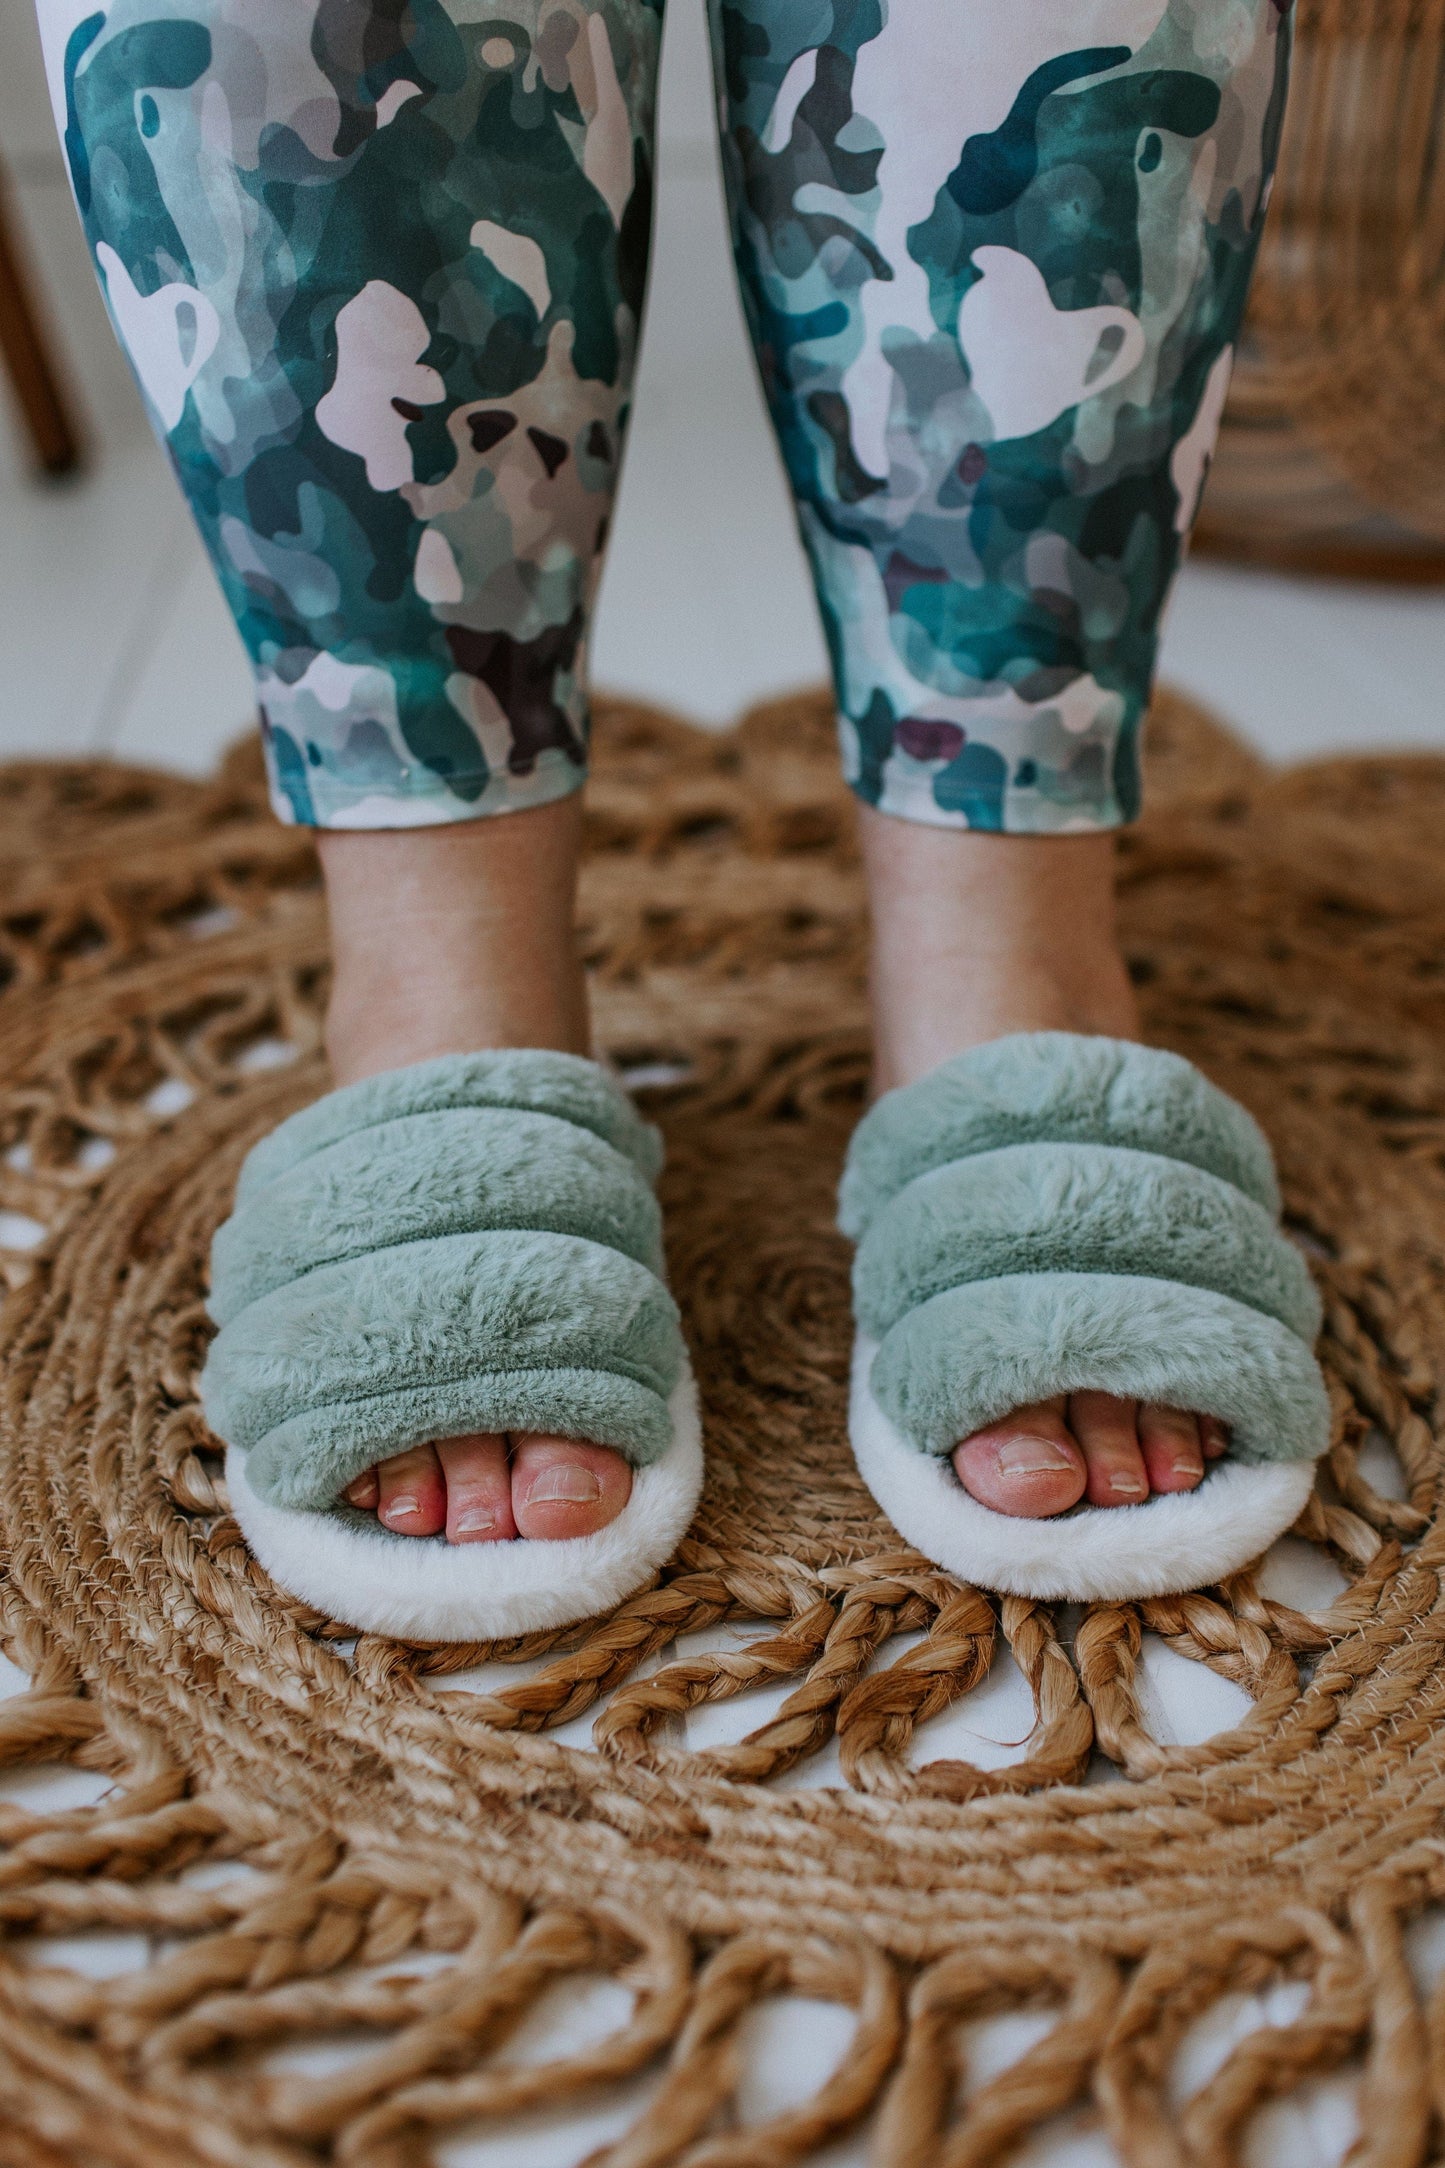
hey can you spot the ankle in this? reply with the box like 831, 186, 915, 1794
317, 796, 591, 1087
871, 952, 1140, 1094
323, 964, 589, 1084
860, 807, 1140, 1095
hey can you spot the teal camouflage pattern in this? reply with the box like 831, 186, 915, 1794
41, 0, 661, 827
715, 0, 1291, 830
40, 0, 1288, 831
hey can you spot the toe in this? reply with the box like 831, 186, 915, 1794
1201, 1415, 1231, 1461
1069, 1391, 1149, 1507
511, 1435, 633, 1541
951, 1397, 1087, 1519
345, 1468, 379, 1512
375, 1442, 446, 1537
1138, 1404, 1205, 1494
438, 1433, 515, 1544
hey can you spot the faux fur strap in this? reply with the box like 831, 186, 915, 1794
870, 1273, 1331, 1467
236, 1048, 663, 1200
202, 1053, 685, 1506
203, 1229, 685, 1505
211, 1106, 664, 1326
839, 1034, 1279, 1239
853, 1142, 1321, 1344
844, 1035, 1327, 1471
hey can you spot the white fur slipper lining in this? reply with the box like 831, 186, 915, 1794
226, 1370, 704, 1639
850, 1338, 1316, 1603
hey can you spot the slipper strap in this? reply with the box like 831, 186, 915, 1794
867, 1276, 1330, 1465
202, 1053, 684, 1508
211, 1106, 663, 1324
842, 1035, 1329, 1469
840, 1032, 1280, 1237
237, 1049, 663, 1197
854, 1142, 1320, 1343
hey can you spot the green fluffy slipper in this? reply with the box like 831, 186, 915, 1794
841, 1034, 1329, 1603
201, 1051, 702, 1640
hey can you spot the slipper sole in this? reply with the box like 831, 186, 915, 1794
850, 1337, 1316, 1603
227, 1370, 704, 1639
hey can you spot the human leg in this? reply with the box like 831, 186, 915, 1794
716, 0, 1313, 1544
39, 0, 697, 1609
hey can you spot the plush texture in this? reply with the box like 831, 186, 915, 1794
206, 1226, 682, 1503
850, 1340, 1319, 1604
211, 1107, 664, 1324
839, 1033, 1280, 1239
226, 1375, 706, 1639
841, 1034, 1330, 1598
870, 1271, 1331, 1463
237, 1048, 664, 1200
202, 1051, 688, 1515
854, 1142, 1321, 1344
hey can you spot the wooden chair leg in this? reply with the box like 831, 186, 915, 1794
0, 166, 84, 478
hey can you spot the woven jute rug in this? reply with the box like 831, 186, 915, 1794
1, 689, 1443, 2168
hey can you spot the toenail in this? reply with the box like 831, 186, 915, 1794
526, 1465, 601, 1505
382, 1496, 423, 1521
455, 1508, 496, 1534
996, 1438, 1076, 1475
1171, 1457, 1202, 1477
1110, 1475, 1147, 1496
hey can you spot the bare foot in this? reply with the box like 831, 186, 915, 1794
342, 1433, 633, 1544
319, 798, 634, 1546
861, 809, 1223, 1520
951, 1398, 1230, 1518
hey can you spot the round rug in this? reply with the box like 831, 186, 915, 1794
0, 691, 1442, 2168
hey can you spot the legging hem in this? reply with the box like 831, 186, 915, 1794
266, 753, 588, 833
845, 770, 1132, 839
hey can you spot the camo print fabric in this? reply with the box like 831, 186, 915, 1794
41, 0, 661, 827
41, 0, 1287, 832
715, 0, 1291, 831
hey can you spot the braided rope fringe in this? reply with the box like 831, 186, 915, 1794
1, 692, 1445, 2164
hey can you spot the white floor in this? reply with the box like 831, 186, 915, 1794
3, 4, 1445, 2164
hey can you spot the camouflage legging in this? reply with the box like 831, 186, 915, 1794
39, 0, 1289, 832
